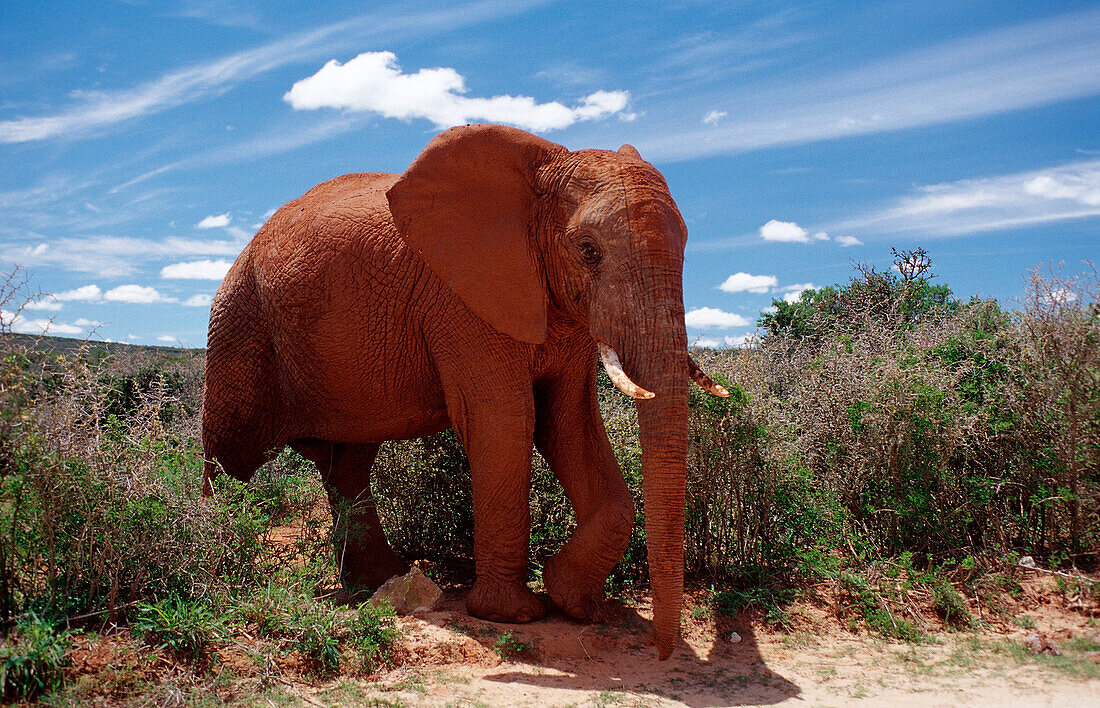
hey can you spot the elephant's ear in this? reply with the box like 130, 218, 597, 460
387, 124, 566, 345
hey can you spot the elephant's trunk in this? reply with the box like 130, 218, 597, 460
616, 298, 688, 660
637, 365, 689, 660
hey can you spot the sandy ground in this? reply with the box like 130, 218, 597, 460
275, 584, 1100, 708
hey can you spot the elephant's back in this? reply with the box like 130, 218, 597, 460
233, 172, 450, 440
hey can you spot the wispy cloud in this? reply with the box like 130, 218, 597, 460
837, 159, 1100, 237
638, 8, 1100, 161
0, 235, 246, 277
285, 51, 629, 132
0, 0, 553, 143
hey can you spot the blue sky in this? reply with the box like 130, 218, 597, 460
1, 0, 1097, 347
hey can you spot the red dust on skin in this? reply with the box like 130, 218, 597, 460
201, 124, 727, 659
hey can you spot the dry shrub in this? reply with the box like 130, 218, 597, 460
688, 257, 1099, 580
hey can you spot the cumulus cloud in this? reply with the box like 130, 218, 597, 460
182, 293, 213, 307
718, 272, 778, 293
156, 335, 177, 343
685, 307, 750, 329
104, 284, 175, 304
74, 318, 104, 327
284, 51, 630, 132
835, 235, 863, 246
160, 259, 233, 280
702, 110, 727, 125
760, 219, 810, 243
196, 213, 231, 229
55, 284, 103, 302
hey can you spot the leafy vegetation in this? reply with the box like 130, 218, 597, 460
0, 254, 1096, 700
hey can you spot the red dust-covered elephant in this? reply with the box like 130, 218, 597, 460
201, 124, 728, 659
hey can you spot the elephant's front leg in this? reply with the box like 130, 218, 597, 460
448, 387, 545, 624
534, 370, 634, 621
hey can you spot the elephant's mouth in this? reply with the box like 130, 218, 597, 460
598, 343, 729, 399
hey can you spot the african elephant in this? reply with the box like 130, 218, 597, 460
201, 124, 727, 659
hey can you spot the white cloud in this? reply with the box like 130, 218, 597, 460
160, 259, 233, 280
723, 333, 754, 348
182, 293, 213, 307
156, 335, 177, 343
718, 272, 778, 293
811, 231, 830, 241
196, 213, 231, 229
839, 159, 1100, 237
0, 235, 246, 277
55, 284, 103, 302
284, 51, 630, 132
74, 318, 104, 327
685, 307, 751, 329
835, 235, 863, 247
783, 290, 806, 304
782, 282, 816, 293
760, 219, 811, 243
2, 309, 82, 336
702, 110, 727, 125
690, 333, 755, 349
24, 297, 63, 311
104, 284, 176, 304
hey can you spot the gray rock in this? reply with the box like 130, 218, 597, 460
1023, 632, 1060, 655
371, 567, 443, 614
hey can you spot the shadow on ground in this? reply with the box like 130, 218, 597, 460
410, 591, 801, 707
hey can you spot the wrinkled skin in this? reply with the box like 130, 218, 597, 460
202, 124, 701, 659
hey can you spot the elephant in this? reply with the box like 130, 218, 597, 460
201, 123, 728, 660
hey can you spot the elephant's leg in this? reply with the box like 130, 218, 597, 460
535, 370, 635, 622
448, 393, 545, 624
296, 441, 409, 591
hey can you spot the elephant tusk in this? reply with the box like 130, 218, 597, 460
687, 354, 730, 397
599, 343, 655, 399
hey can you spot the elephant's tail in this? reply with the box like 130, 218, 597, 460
201, 457, 217, 498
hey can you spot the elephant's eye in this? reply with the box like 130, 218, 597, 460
577, 238, 602, 267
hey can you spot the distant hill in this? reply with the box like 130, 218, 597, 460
1, 332, 201, 358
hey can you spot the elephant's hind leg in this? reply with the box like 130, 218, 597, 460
293, 441, 409, 592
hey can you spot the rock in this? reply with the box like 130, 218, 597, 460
1023, 632, 1060, 655
1017, 555, 1037, 569
729, 632, 742, 644
371, 567, 443, 614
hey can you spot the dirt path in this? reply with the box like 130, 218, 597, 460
281, 591, 1100, 707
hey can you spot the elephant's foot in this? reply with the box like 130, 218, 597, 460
465, 578, 545, 623
337, 552, 410, 593
542, 554, 615, 622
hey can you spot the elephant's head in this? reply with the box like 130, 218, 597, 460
387, 124, 726, 659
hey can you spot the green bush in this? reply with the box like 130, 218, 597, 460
133, 596, 226, 663
350, 601, 399, 673
0, 613, 72, 699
